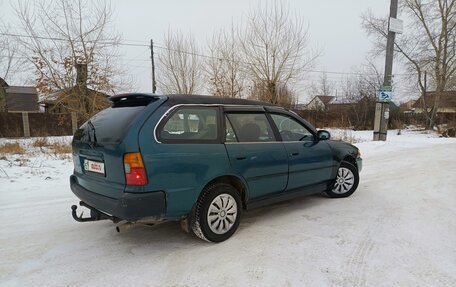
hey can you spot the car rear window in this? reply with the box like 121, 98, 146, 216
157, 106, 219, 143
74, 105, 146, 144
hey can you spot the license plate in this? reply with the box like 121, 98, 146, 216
83, 159, 105, 174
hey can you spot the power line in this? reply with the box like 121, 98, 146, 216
1, 31, 417, 77
153, 44, 222, 61
0, 32, 149, 47
0, 54, 152, 62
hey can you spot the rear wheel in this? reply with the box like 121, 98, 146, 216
325, 162, 359, 198
191, 183, 242, 242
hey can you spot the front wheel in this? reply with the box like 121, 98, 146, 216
191, 183, 242, 242
325, 162, 359, 198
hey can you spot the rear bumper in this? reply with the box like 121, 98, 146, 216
70, 175, 166, 222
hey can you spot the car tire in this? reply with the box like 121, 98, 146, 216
191, 183, 242, 243
325, 161, 359, 198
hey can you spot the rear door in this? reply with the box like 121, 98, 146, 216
72, 96, 164, 199
224, 108, 288, 200
268, 111, 333, 190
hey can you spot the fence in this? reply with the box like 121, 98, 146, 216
296, 109, 428, 130
0, 112, 79, 138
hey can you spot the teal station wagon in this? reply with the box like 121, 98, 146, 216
71, 94, 362, 242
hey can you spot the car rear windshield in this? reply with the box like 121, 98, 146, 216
74, 105, 147, 144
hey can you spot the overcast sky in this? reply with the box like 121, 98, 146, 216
114, 0, 391, 102
2, 0, 408, 103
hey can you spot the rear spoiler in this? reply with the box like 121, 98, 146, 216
109, 93, 167, 103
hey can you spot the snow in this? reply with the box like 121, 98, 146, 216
1, 130, 456, 287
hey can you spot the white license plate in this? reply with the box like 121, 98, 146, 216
83, 159, 105, 174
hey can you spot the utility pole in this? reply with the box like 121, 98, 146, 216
373, 0, 399, 141
423, 70, 428, 117
150, 39, 157, 94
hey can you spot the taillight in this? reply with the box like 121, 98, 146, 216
123, 152, 147, 186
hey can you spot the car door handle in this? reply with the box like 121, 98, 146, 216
236, 156, 247, 160
291, 152, 299, 156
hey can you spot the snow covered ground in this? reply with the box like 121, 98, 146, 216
1, 130, 455, 287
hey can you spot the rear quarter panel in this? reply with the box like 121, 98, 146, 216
138, 105, 233, 219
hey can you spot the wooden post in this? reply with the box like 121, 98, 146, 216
71, 112, 78, 134
150, 39, 157, 93
22, 112, 30, 137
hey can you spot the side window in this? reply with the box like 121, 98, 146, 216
270, 114, 314, 141
159, 107, 218, 142
225, 116, 238, 142
226, 113, 276, 142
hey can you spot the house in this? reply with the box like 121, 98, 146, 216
39, 64, 110, 116
40, 87, 109, 114
413, 91, 456, 123
0, 78, 40, 113
399, 99, 416, 113
5, 86, 40, 113
326, 95, 367, 113
306, 95, 335, 111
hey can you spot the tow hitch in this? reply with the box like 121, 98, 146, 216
71, 202, 165, 233
71, 201, 116, 222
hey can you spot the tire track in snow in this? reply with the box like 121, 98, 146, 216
342, 212, 389, 287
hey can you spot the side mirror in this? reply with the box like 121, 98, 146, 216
317, 130, 331, 140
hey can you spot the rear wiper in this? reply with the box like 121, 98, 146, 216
87, 120, 98, 147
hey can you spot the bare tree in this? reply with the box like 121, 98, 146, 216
12, 0, 126, 118
1, 2, 25, 111
206, 25, 246, 98
0, 2, 25, 84
240, 1, 319, 106
157, 29, 204, 94
310, 72, 334, 96
0, 36, 21, 83
341, 62, 383, 129
362, 0, 456, 128
250, 81, 297, 108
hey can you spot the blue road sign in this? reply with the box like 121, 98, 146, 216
378, 90, 392, 102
